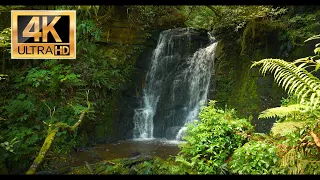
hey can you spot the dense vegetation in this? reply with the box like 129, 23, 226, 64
1, 5, 320, 175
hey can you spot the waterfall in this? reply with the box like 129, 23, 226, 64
133, 28, 218, 141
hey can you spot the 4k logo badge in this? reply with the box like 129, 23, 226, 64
11, 10, 76, 59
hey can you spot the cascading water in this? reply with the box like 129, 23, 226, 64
133, 28, 218, 141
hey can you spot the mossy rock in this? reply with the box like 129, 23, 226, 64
250, 132, 269, 141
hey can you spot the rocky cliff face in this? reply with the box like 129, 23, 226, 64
84, 6, 158, 143
209, 31, 286, 133
116, 32, 159, 140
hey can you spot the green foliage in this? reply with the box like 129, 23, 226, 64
228, 140, 280, 174
0, 90, 87, 171
182, 5, 319, 60
304, 34, 320, 63
280, 95, 299, 106
176, 100, 253, 174
182, 6, 287, 32
180, 6, 214, 30
77, 19, 102, 41
0, 5, 25, 12
228, 116, 320, 175
19, 62, 82, 100
285, 9, 320, 46
1, 5, 155, 173
0, 138, 19, 153
248, 33, 320, 175
258, 104, 309, 119
0, 27, 10, 48
275, 120, 320, 174
125, 6, 187, 29
279, 148, 320, 174
131, 157, 192, 175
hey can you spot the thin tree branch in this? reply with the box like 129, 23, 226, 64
310, 130, 320, 148
205, 5, 222, 19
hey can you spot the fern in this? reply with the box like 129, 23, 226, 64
251, 59, 320, 109
304, 34, 320, 62
258, 104, 308, 119
280, 148, 303, 174
304, 34, 320, 42
280, 147, 320, 174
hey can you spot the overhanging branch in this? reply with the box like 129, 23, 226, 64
205, 5, 222, 19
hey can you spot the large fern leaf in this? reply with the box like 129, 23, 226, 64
251, 59, 320, 109
258, 104, 309, 119
304, 34, 320, 42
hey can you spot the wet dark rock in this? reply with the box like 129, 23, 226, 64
129, 151, 141, 158
165, 126, 182, 140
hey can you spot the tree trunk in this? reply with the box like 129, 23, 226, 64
26, 126, 59, 175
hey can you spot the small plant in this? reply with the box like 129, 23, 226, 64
0, 138, 19, 153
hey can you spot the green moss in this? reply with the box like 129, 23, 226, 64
92, 91, 120, 142
228, 61, 260, 116
68, 166, 91, 174
214, 29, 284, 118
211, 40, 238, 109
26, 127, 59, 174
250, 132, 269, 141
240, 22, 252, 55
212, 29, 287, 134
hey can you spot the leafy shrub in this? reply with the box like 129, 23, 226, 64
176, 100, 253, 174
228, 140, 280, 174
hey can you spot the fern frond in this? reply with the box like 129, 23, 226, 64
280, 148, 297, 168
280, 148, 308, 174
258, 104, 308, 119
251, 59, 320, 108
280, 146, 320, 174
304, 34, 320, 42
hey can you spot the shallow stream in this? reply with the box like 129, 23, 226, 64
69, 138, 181, 167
